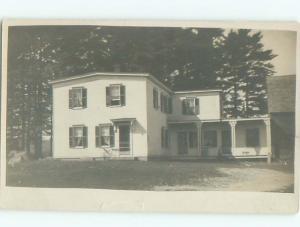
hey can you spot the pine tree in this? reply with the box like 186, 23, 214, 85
216, 29, 276, 118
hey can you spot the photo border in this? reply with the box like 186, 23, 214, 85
1, 19, 299, 213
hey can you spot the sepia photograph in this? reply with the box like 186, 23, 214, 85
0, 20, 298, 213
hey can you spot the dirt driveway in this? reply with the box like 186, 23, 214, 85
154, 162, 294, 192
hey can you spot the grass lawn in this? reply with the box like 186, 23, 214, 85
6, 159, 294, 192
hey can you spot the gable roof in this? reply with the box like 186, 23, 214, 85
267, 75, 296, 113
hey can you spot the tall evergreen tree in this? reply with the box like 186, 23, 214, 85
216, 29, 276, 118
7, 26, 275, 158
7, 26, 224, 157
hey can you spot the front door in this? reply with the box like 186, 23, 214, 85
119, 124, 130, 152
177, 132, 188, 154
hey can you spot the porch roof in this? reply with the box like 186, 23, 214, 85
222, 116, 270, 122
168, 116, 270, 125
167, 119, 222, 125
110, 118, 136, 124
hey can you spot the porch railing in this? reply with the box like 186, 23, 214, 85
201, 146, 232, 157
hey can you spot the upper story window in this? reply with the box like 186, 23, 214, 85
69, 125, 88, 148
153, 88, 159, 109
69, 87, 87, 109
106, 84, 125, 107
182, 97, 199, 115
160, 93, 165, 112
95, 124, 115, 147
246, 128, 260, 147
167, 96, 172, 114
160, 93, 172, 114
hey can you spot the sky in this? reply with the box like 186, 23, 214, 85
260, 30, 296, 76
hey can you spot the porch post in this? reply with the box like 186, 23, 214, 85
196, 121, 202, 157
264, 119, 272, 164
229, 120, 237, 155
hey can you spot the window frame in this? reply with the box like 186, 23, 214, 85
69, 87, 87, 109
153, 88, 159, 109
96, 124, 115, 148
69, 125, 88, 149
182, 97, 199, 115
160, 93, 164, 112
160, 92, 171, 114
106, 84, 125, 107
167, 96, 173, 114
110, 84, 121, 106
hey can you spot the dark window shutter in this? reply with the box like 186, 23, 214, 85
109, 125, 115, 147
168, 97, 173, 114
182, 99, 187, 115
106, 86, 111, 106
83, 126, 88, 148
69, 89, 73, 109
95, 126, 100, 147
164, 96, 169, 113
160, 94, 163, 112
120, 85, 126, 106
165, 129, 169, 148
98, 125, 102, 146
153, 88, 157, 108
82, 88, 87, 108
195, 98, 200, 115
69, 127, 74, 147
161, 127, 165, 148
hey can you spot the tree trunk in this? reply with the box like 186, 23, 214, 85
33, 82, 43, 159
25, 127, 31, 154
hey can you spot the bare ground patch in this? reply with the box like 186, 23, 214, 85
154, 163, 294, 192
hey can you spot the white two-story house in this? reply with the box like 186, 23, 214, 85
49, 72, 272, 161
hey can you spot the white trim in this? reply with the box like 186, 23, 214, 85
49, 72, 225, 96
168, 116, 270, 125
175, 89, 221, 94
49, 72, 173, 94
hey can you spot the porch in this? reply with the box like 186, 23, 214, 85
167, 117, 272, 162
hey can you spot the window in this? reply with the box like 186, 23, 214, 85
69, 126, 88, 148
182, 97, 199, 115
188, 131, 198, 148
203, 130, 217, 147
161, 127, 169, 148
95, 124, 115, 147
153, 88, 159, 109
165, 128, 169, 148
69, 87, 87, 109
246, 128, 260, 147
106, 84, 125, 107
167, 96, 173, 114
160, 93, 171, 114
160, 93, 164, 112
